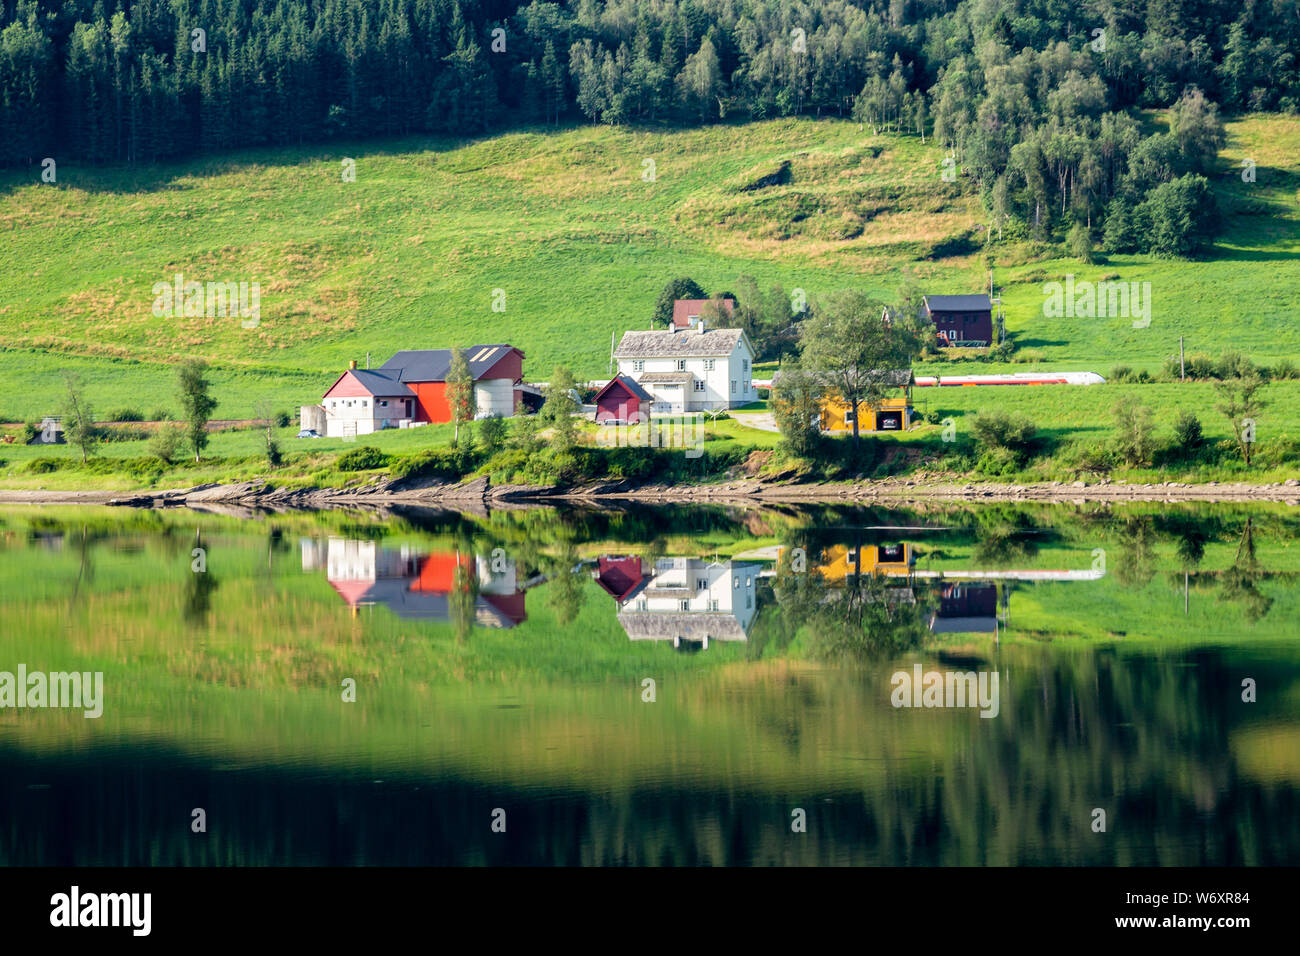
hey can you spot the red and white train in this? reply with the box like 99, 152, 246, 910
912, 371, 1105, 387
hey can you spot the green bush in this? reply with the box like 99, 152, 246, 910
274, 410, 292, 428
109, 407, 144, 422
971, 411, 1038, 459
103, 424, 150, 443
1272, 359, 1299, 381
336, 445, 389, 471
975, 447, 1020, 477
148, 408, 172, 422
20, 421, 40, 444
388, 448, 459, 481
1172, 410, 1203, 456
148, 425, 183, 464
26, 457, 66, 474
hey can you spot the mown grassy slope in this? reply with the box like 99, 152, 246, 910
1, 114, 1297, 421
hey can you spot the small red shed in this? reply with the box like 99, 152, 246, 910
594, 375, 652, 424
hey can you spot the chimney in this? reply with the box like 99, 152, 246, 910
698, 319, 706, 333
349, 359, 357, 370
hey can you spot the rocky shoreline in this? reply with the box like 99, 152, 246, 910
1, 473, 1298, 508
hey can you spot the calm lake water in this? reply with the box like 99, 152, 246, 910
1, 500, 1297, 866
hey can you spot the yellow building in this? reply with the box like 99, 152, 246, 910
818, 543, 915, 580
819, 394, 914, 433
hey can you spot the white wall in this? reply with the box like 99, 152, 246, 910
474, 378, 515, 418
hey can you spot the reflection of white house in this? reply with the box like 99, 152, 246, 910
300, 538, 527, 628
616, 558, 759, 649
612, 328, 756, 413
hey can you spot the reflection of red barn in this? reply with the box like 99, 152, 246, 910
412, 552, 473, 593
594, 556, 647, 605
593, 375, 652, 425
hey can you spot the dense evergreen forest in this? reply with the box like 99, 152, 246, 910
2, 0, 1296, 251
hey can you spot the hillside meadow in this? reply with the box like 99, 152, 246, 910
2, 114, 1298, 425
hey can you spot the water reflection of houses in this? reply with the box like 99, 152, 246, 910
929, 582, 1002, 635
594, 556, 759, 650
767, 539, 1109, 636
301, 538, 529, 628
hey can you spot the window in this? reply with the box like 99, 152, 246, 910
710, 600, 718, 611
676, 359, 687, 371
637, 599, 647, 611
693, 380, 705, 392
704, 359, 715, 371
378, 400, 388, 408
743, 359, 750, 372
743, 380, 750, 392
360, 399, 368, 407
746, 594, 753, 609
633, 360, 644, 372
733, 578, 739, 589
730, 380, 736, 393
696, 578, 708, 591
679, 600, 690, 611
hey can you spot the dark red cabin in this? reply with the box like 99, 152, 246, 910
594, 374, 652, 424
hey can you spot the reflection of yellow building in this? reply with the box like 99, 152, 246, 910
819, 543, 914, 580
819, 394, 914, 433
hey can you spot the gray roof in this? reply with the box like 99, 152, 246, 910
771, 368, 913, 388
924, 294, 992, 312
379, 345, 519, 382
638, 371, 694, 385
346, 369, 415, 397
617, 611, 750, 642
614, 328, 747, 359
595, 374, 653, 402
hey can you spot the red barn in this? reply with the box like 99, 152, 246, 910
593, 374, 652, 424
318, 345, 524, 436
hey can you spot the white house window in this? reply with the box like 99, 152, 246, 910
746, 594, 753, 609
676, 359, 687, 371
730, 380, 736, 393
743, 359, 750, 372
361, 399, 368, 407
704, 359, 715, 371
709, 599, 718, 611
633, 360, 644, 372
693, 381, 705, 392
696, 578, 708, 591
743, 380, 750, 391
637, 599, 647, 611
679, 600, 690, 611
733, 578, 739, 589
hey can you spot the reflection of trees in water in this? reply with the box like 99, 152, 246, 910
546, 546, 586, 627
1217, 519, 1274, 624
1112, 515, 1158, 589
772, 548, 930, 662
183, 567, 218, 623
970, 509, 1043, 568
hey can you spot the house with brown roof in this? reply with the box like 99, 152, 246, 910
672, 297, 735, 330
613, 327, 755, 412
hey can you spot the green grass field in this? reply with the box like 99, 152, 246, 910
4, 114, 1298, 425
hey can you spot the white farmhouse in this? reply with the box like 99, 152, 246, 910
616, 558, 760, 649
613, 327, 756, 412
